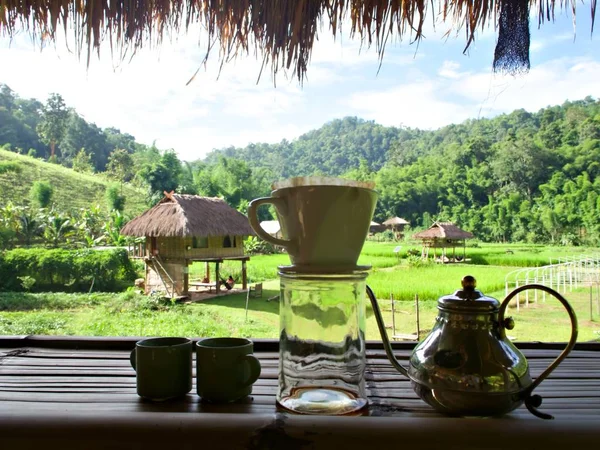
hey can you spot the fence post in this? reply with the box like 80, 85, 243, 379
415, 294, 420, 339
391, 293, 396, 337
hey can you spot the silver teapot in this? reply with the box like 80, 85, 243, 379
368, 276, 578, 419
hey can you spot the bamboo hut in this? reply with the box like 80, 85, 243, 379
383, 217, 409, 231
413, 222, 474, 263
121, 192, 255, 297
1, 2, 595, 82
383, 217, 410, 239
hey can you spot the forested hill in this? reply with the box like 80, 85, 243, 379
204, 98, 600, 180
204, 117, 413, 177
203, 97, 600, 244
2, 80, 600, 245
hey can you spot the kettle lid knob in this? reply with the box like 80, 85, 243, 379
438, 276, 500, 312
461, 275, 476, 290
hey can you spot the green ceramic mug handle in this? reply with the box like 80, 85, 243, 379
239, 354, 261, 388
129, 348, 137, 370
247, 197, 290, 248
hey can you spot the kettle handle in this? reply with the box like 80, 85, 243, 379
499, 284, 578, 419
366, 285, 409, 378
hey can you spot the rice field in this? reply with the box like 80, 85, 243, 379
1, 242, 599, 342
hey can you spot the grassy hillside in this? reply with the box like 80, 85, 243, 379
0, 149, 147, 215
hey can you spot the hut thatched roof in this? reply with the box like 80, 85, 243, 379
383, 217, 409, 226
1, 1, 594, 80
413, 222, 474, 240
120, 194, 255, 238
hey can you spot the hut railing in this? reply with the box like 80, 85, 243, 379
149, 255, 175, 298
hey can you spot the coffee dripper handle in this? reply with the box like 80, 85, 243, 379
366, 285, 409, 378
499, 284, 578, 419
248, 197, 292, 248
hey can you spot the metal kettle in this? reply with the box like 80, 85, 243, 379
367, 276, 578, 419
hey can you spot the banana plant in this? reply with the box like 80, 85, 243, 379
74, 205, 105, 248
43, 209, 76, 248
103, 210, 128, 246
16, 207, 43, 246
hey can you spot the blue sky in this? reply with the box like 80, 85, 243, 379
0, 6, 598, 161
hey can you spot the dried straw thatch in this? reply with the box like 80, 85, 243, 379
413, 222, 474, 240
1, 1, 594, 80
120, 194, 255, 237
383, 217, 409, 226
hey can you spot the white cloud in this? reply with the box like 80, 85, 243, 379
345, 56, 600, 129
344, 79, 474, 129
1, 13, 598, 164
438, 61, 463, 78
451, 57, 600, 116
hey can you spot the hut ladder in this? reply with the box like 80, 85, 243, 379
150, 255, 175, 298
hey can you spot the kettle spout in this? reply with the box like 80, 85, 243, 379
366, 285, 410, 378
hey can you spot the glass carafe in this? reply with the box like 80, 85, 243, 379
276, 267, 368, 415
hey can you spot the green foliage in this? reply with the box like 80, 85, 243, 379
0, 248, 138, 292
0, 160, 20, 174
37, 93, 69, 158
29, 180, 53, 208
106, 149, 134, 183
72, 148, 95, 173
105, 183, 126, 212
243, 236, 279, 255
102, 210, 128, 246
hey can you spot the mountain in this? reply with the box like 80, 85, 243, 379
203, 117, 418, 178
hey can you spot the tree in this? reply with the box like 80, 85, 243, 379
72, 148, 95, 173
106, 149, 134, 188
37, 93, 69, 158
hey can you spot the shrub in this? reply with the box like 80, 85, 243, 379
0, 248, 137, 292
105, 184, 126, 212
30, 181, 54, 208
244, 236, 279, 255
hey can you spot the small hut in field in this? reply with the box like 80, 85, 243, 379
259, 220, 282, 239
383, 217, 410, 239
413, 222, 474, 263
121, 192, 255, 297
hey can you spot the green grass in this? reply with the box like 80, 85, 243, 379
1, 274, 598, 343
1, 243, 599, 342
0, 149, 147, 215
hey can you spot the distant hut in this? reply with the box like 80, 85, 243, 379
260, 220, 282, 239
383, 217, 409, 231
121, 192, 255, 297
369, 221, 382, 234
383, 217, 410, 239
413, 222, 474, 263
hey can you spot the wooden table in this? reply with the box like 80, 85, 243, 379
1, 336, 599, 449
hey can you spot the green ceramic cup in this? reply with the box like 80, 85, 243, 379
130, 337, 192, 401
196, 337, 262, 403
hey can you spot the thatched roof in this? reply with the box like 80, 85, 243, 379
1, 1, 594, 80
120, 194, 255, 237
383, 217, 409, 226
413, 222, 474, 240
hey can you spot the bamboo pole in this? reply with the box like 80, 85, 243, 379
415, 294, 420, 339
391, 293, 396, 337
